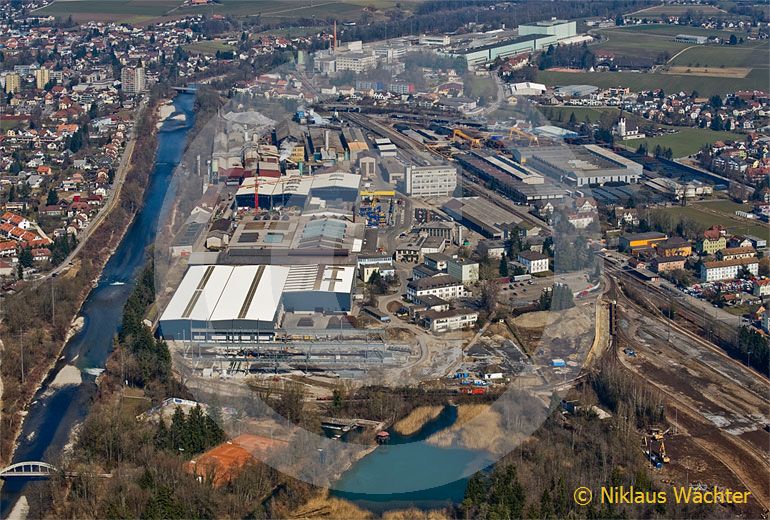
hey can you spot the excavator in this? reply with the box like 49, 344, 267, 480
649, 427, 671, 441
659, 440, 671, 463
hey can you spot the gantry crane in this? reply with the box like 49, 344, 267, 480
508, 126, 539, 145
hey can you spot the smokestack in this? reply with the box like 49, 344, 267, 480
333, 21, 337, 51
324, 129, 330, 152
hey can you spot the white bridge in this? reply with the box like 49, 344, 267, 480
0, 461, 58, 479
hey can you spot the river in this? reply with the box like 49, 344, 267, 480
332, 405, 493, 514
0, 92, 196, 518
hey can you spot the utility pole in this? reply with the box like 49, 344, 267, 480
19, 331, 24, 384
51, 273, 57, 324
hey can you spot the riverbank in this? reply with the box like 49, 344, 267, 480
0, 96, 164, 468
157, 101, 187, 129
393, 405, 444, 436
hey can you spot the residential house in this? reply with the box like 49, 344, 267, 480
447, 258, 479, 284
420, 308, 478, 333
697, 226, 727, 255
652, 255, 686, 273
406, 275, 467, 303
518, 251, 549, 274
700, 257, 759, 281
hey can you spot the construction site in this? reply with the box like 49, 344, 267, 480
603, 261, 770, 515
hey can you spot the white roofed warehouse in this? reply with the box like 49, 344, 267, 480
159, 264, 355, 342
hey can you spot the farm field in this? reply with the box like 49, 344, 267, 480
591, 24, 760, 63
658, 204, 767, 238
619, 127, 743, 158
613, 23, 739, 38
35, 0, 180, 23
592, 27, 691, 59
670, 41, 770, 68
35, 0, 407, 23
535, 68, 767, 97
664, 66, 750, 78
631, 4, 727, 16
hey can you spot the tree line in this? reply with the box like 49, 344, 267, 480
459, 358, 718, 519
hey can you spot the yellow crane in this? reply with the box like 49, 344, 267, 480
507, 126, 539, 145
452, 129, 482, 148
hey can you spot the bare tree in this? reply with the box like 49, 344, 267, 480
480, 279, 500, 316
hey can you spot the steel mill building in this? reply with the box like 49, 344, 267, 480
159, 264, 355, 342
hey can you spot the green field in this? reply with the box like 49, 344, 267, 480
540, 106, 620, 124
536, 68, 768, 97
464, 75, 497, 100
631, 4, 727, 16
620, 127, 743, 158
183, 40, 235, 55
35, 0, 409, 23
254, 25, 326, 38
691, 199, 751, 214
35, 0, 180, 22
592, 24, 762, 65
593, 27, 691, 59
670, 41, 770, 68
538, 106, 743, 158
613, 24, 740, 39
658, 205, 768, 237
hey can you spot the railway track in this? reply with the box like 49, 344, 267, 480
607, 263, 767, 384
607, 273, 770, 511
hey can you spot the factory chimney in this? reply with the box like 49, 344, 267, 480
333, 21, 337, 51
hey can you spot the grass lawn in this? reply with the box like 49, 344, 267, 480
658, 205, 768, 237
619, 127, 743, 158
593, 27, 691, 59
631, 5, 727, 16
670, 41, 770, 69
691, 199, 751, 214
0, 119, 26, 131
540, 106, 620, 124
184, 40, 236, 55
614, 24, 739, 39
253, 25, 326, 38
535, 69, 767, 97
464, 75, 497, 100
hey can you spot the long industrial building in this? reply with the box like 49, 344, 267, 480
234, 172, 361, 208
159, 264, 355, 342
443, 19, 577, 66
445, 33, 560, 66
456, 153, 565, 203
513, 145, 642, 187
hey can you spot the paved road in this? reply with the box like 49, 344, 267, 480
38, 98, 148, 283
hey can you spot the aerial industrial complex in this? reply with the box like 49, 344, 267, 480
3, 0, 770, 516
